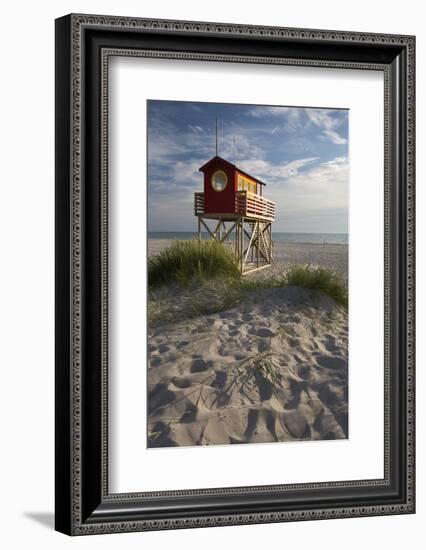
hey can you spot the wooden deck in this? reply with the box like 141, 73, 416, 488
194, 191, 275, 222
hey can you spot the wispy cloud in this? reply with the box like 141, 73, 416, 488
248, 106, 347, 145
322, 130, 347, 145
189, 125, 205, 135
248, 106, 290, 117
266, 157, 349, 232
305, 109, 347, 145
147, 101, 349, 232
236, 157, 319, 183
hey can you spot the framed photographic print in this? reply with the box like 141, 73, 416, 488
55, 14, 415, 535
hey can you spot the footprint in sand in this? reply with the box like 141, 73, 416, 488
180, 403, 197, 423
253, 371, 274, 401
316, 355, 347, 370
177, 340, 189, 349
148, 383, 175, 414
286, 314, 302, 323
324, 336, 340, 353
244, 409, 259, 439
210, 370, 227, 390
149, 356, 162, 367
257, 340, 270, 352
297, 364, 311, 380
249, 327, 275, 338
234, 351, 251, 360
158, 344, 170, 353
172, 376, 192, 389
317, 382, 340, 406
284, 379, 307, 409
191, 358, 209, 373
148, 421, 177, 448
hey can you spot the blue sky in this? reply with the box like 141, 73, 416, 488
147, 100, 348, 233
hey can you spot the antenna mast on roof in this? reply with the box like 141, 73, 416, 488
233, 127, 236, 165
215, 118, 218, 156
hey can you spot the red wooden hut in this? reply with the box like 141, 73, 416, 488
194, 156, 276, 274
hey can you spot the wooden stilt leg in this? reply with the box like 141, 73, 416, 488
197, 214, 272, 276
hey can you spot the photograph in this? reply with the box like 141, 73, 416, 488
147, 100, 349, 448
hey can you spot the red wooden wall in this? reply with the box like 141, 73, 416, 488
202, 159, 237, 214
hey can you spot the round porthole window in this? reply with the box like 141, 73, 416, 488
211, 170, 228, 192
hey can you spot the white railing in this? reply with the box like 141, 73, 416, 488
236, 191, 275, 221
194, 191, 275, 221
194, 192, 205, 215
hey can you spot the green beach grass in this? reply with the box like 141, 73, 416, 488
240, 265, 348, 308
148, 239, 240, 287
148, 240, 348, 324
283, 265, 348, 308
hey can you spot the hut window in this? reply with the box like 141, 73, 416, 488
238, 175, 248, 192
211, 170, 228, 192
237, 175, 258, 194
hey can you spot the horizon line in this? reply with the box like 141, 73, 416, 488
148, 230, 349, 235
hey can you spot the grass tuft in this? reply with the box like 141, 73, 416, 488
148, 240, 240, 287
283, 265, 348, 308
237, 265, 347, 308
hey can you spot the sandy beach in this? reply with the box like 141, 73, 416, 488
147, 238, 348, 448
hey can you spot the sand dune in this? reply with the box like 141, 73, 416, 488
147, 286, 348, 448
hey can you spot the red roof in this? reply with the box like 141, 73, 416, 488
198, 156, 266, 186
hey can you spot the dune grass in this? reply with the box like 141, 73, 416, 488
148, 239, 241, 287
148, 241, 348, 324
240, 265, 348, 308
282, 265, 348, 308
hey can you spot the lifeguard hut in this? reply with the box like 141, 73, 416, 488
194, 155, 276, 274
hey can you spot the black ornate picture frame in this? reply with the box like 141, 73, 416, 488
55, 14, 415, 535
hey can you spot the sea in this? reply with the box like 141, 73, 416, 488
148, 232, 348, 245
